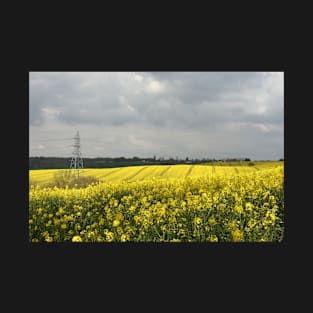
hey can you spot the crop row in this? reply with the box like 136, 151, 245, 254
29, 166, 284, 242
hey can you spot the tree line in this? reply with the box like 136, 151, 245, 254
29, 156, 256, 169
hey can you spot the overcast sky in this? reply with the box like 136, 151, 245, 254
29, 71, 284, 160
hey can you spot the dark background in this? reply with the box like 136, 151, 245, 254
3, 4, 305, 310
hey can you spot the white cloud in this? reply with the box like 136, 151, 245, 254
145, 80, 165, 94
254, 123, 272, 132
134, 74, 143, 82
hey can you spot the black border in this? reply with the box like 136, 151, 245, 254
10, 47, 295, 292
3, 2, 305, 306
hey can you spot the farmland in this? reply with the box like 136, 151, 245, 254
29, 162, 284, 242
29, 161, 282, 187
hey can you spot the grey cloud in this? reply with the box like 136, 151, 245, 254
29, 72, 284, 160
127, 72, 281, 130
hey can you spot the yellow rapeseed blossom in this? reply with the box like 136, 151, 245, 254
105, 231, 114, 242
208, 235, 218, 242
228, 220, 237, 229
72, 235, 83, 242
247, 219, 257, 229
115, 212, 124, 221
45, 236, 53, 242
193, 217, 202, 225
232, 229, 244, 242
245, 202, 253, 211
208, 217, 217, 226
113, 220, 120, 227
121, 234, 129, 242
266, 210, 277, 222
29, 163, 284, 242
234, 205, 243, 214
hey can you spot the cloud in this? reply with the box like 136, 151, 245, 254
145, 79, 165, 94
29, 72, 284, 160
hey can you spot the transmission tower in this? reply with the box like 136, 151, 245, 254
70, 131, 84, 178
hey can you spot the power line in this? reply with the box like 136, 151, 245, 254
69, 131, 84, 178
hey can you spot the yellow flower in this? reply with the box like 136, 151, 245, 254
205, 226, 211, 232
232, 229, 243, 242
115, 212, 124, 221
193, 217, 202, 225
129, 205, 136, 213
247, 219, 257, 229
208, 217, 217, 226
121, 234, 128, 242
96, 236, 104, 242
113, 220, 120, 227
87, 231, 95, 239
234, 205, 243, 214
105, 231, 114, 242
72, 235, 83, 242
29, 162, 283, 243
208, 235, 218, 242
266, 210, 277, 222
245, 202, 253, 211
158, 207, 166, 216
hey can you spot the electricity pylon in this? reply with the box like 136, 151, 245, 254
70, 131, 84, 178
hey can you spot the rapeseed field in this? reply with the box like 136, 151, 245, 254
29, 163, 284, 242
